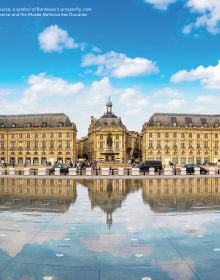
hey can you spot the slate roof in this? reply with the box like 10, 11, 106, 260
0, 113, 73, 128
147, 113, 220, 127
95, 112, 125, 129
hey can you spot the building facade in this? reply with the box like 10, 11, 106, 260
0, 113, 77, 166
142, 113, 220, 165
76, 99, 140, 162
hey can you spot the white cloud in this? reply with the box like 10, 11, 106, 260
0, 89, 14, 96
153, 99, 188, 111
38, 25, 79, 52
24, 73, 84, 97
153, 87, 183, 98
144, 0, 177, 10
171, 60, 220, 89
81, 51, 159, 78
0, 74, 151, 136
184, 0, 220, 34
194, 94, 220, 113
144, 0, 220, 34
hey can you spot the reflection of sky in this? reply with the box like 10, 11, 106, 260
0, 179, 219, 279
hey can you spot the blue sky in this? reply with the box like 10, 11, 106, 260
0, 0, 220, 136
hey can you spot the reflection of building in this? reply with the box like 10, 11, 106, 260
142, 113, 220, 165
76, 98, 140, 162
0, 178, 77, 212
0, 113, 77, 166
142, 177, 220, 212
81, 179, 140, 228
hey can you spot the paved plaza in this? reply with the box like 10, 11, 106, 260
0, 178, 218, 279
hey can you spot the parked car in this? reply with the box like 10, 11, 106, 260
49, 163, 69, 175
136, 160, 162, 172
184, 164, 207, 174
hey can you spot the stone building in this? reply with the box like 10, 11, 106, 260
0, 113, 77, 166
142, 113, 220, 165
77, 98, 139, 162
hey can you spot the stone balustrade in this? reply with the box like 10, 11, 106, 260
24, 168, 30, 176
101, 168, 109, 176
131, 168, 139, 176
180, 167, 186, 175
118, 168, 124, 176
194, 167, 200, 175
164, 167, 172, 176
149, 167, 155, 176
38, 168, 46, 176
69, 168, 77, 176
86, 168, 92, 176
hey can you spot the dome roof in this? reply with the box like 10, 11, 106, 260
95, 114, 124, 128
91, 97, 126, 130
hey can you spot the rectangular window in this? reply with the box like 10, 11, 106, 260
35, 133, 38, 138
215, 134, 218, 138
50, 133, 54, 138
27, 141, 30, 149
100, 142, 103, 149
181, 142, 185, 148
66, 141, 70, 148
11, 141, 15, 148
27, 133, 30, 138
19, 133, 22, 138
197, 142, 200, 148
204, 141, 208, 148
204, 133, 208, 139
34, 141, 38, 149
173, 133, 177, 138
149, 132, 152, 138
116, 142, 119, 149
58, 133, 62, 138
42, 141, 46, 149
67, 132, 70, 138
149, 140, 153, 148
165, 133, 169, 138
42, 133, 46, 138
181, 133, 185, 138
1, 141, 4, 149
157, 132, 161, 138
157, 140, 161, 148
1, 134, 4, 139
58, 141, 62, 148
50, 141, 54, 148
197, 134, 200, 138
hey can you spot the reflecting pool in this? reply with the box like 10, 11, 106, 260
0, 177, 220, 279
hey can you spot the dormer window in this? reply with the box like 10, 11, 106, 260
58, 122, 64, 127
171, 117, 177, 127
11, 123, 16, 128
185, 117, 192, 127
156, 121, 161, 127
215, 123, 219, 128
27, 122, 32, 127
1, 123, 5, 128
42, 122, 47, 127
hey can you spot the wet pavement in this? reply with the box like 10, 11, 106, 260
0, 177, 219, 279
